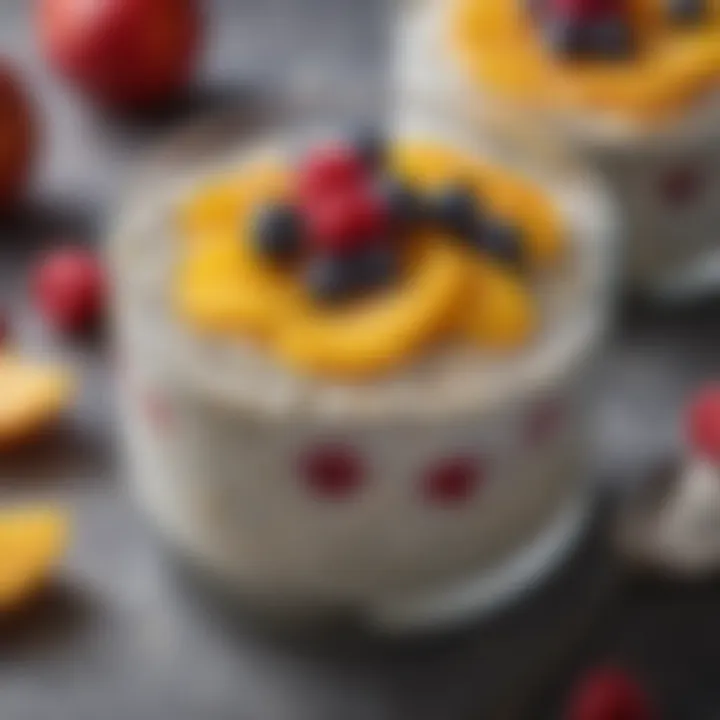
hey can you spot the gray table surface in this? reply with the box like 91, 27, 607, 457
2, 1, 720, 719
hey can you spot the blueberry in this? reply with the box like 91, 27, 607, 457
544, 17, 634, 60
252, 203, 303, 262
666, 0, 707, 24
354, 245, 399, 291
479, 221, 525, 270
430, 183, 482, 239
377, 176, 424, 230
305, 255, 355, 303
543, 18, 587, 58
350, 128, 386, 171
587, 18, 635, 59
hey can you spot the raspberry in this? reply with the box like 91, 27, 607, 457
551, 0, 624, 19
564, 667, 656, 720
32, 246, 106, 334
687, 384, 720, 462
307, 187, 389, 255
297, 142, 367, 203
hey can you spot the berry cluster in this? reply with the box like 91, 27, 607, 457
528, 0, 635, 60
665, 0, 708, 25
252, 131, 524, 304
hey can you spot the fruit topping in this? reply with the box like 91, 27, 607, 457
545, 17, 634, 59
458, 258, 535, 348
354, 245, 399, 292
32, 246, 106, 334
305, 254, 357, 304
546, 0, 628, 21
588, 17, 634, 56
297, 141, 367, 202
430, 182, 483, 239
306, 187, 389, 256
179, 137, 560, 376
248, 135, 539, 308
537, 0, 634, 60
480, 221, 525, 271
377, 175, 425, 231
666, 0, 707, 25
278, 240, 467, 377
305, 245, 398, 304
251, 202, 304, 263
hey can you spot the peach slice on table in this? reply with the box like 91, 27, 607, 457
0, 506, 68, 611
0, 355, 75, 447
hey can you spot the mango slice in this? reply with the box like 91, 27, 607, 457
174, 229, 301, 339
0, 356, 74, 447
179, 160, 290, 237
391, 142, 564, 268
277, 239, 468, 377
174, 141, 560, 377
458, 257, 536, 349
0, 507, 68, 611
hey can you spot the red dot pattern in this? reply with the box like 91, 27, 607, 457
300, 400, 568, 506
300, 445, 365, 499
659, 165, 704, 206
424, 456, 483, 505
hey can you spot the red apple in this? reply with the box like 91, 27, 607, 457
0, 62, 35, 209
37, 0, 202, 110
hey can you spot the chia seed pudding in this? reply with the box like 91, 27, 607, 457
110, 122, 613, 630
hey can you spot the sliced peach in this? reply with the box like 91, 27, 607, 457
175, 141, 554, 376
174, 229, 301, 338
179, 159, 290, 237
276, 239, 468, 378
391, 141, 564, 267
0, 355, 74, 447
0, 506, 68, 611
458, 257, 536, 349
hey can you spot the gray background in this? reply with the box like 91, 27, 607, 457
2, 1, 720, 718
